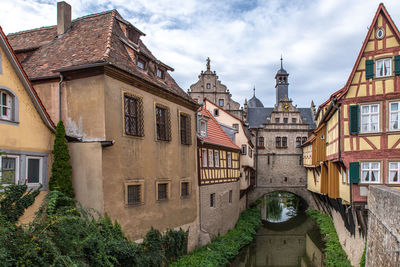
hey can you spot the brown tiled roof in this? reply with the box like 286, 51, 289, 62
0, 26, 55, 131
7, 10, 195, 104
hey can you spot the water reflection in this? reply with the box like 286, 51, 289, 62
230, 193, 324, 267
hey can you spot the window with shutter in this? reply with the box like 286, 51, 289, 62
349, 105, 359, 134
349, 162, 360, 183
365, 59, 374, 79
395, 55, 400, 75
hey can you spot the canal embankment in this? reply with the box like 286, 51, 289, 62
170, 205, 261, 267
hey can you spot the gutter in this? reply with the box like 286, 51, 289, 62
58, 74, 64, 121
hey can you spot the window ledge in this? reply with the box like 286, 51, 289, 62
125, 202, 145, 207
359, 182, 382, 185
358, 131, 382, 136
0, 119, 19, 126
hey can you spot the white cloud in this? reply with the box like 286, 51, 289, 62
1, 0, 400, 108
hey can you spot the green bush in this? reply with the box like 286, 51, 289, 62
0, 185, 188, 266
170, 206, 261, 267
307, 209, 352, 267
0, 184, 40, 223
49, 120, 74, 198
360, 241, 366, 267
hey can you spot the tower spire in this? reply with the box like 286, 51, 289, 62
253, 86, 256, 97
280, 55, 283, 69
206, 57, 210, 71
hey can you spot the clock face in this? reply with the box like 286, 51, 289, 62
283, 104, 289, 110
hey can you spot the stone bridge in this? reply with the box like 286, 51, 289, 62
248, 185, 317, 209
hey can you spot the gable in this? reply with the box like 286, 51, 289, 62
341, 4, 400, 100
0, 28, 54, 132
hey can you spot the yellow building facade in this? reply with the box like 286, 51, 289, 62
0, 27, 55, 190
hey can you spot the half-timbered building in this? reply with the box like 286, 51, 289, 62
197, 105, 241, 245
303, 3, 400, 241
203, 98, 255, 211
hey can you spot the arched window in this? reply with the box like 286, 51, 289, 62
302, 137, 307, 144
0, 88, 18, 122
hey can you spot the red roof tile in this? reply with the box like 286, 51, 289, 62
198, 106, 240, 150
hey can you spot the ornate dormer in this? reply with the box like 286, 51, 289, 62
275, 56, 289, 106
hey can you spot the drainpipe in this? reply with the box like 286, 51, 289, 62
58, 74, 64, 122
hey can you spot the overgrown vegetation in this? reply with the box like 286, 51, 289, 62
170, 206, 261, 266
307, 209, 352, 267
0, 185, 187, 266
360, 241, 366, 267
49, 120, 74, 198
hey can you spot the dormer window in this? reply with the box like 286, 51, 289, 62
200, 120, 207, 136
137, 59, 146, 70
127, 26, 140, 44
156, 68, 164, 79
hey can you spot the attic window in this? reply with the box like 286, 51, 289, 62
199, 120, 207, 136
127, 26, 140, 44
156, 68, 164, 79
137, 59, 146, 70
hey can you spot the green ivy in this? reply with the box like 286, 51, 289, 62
307, 209, 352, 267
49, 120, 74, 198
0, 185, 188, 266
170, 206, 262, 267
0, 184, 40, 223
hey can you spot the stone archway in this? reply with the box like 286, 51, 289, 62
249, 186, 317, 210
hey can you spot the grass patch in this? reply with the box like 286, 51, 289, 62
307, 209, 352, 267
170, 206, 262, 267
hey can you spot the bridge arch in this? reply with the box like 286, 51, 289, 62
249, 186, 317, 210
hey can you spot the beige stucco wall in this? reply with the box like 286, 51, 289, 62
101, 75, 198, 243
338, 171, 350, 203
198, 181, 240, 245
0, 48, 54, 154
69, 142, 104, 214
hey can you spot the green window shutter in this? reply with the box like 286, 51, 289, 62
349, 105, 359, 135
394, 55, 400, 75
349, 162, 360, 183
365, 59, 374, 79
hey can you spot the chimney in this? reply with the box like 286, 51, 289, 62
57, 1, 71, 35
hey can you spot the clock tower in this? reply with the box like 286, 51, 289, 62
275, 56, 289, 106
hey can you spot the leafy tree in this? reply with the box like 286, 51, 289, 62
49, 121, 74, 198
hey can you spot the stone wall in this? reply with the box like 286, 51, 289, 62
366, 186, 400, 266
198, 181, 241, 246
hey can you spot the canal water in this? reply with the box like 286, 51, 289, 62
230, 192, 325, 267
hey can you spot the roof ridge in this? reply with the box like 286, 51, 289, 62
103, 10, 117, 59
8, 9, 115, 36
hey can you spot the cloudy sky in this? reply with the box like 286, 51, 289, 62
1, 0, 400, 108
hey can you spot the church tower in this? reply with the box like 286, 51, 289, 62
275, 56, 289, 106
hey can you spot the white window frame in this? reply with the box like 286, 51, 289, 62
388, 162, 400, 184
202, 149, 207, 168
375, 58, 392, 78
227, 152, 232, 168
214, 150, 220, 168
342, 168, 347, 184
26, 156, 42, 185
0, 155, 19, 185
389, 101, 400, 131
0, 91, 12, 121
208, 149, 214, 167
361, 162, 380, 183
360, 104, 379, 133
200, 120, 207, 136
